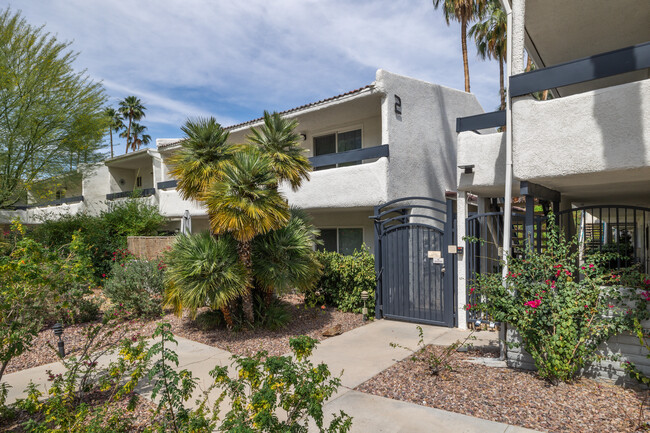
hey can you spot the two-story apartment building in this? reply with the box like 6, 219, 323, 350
2, 69, 483, 256
454, 0, 650, 383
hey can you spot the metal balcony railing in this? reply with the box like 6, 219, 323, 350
106, 188, 155, 200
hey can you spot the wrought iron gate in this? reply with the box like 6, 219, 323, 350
373, 197, 455, 327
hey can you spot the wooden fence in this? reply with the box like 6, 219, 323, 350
127, 236, 176, 260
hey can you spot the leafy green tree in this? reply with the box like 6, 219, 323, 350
248, 111, 311, 191
469, 0, 507, 109
169, 117, 233, 202
205, 147, 290, 323
118, 96, 146, 153
164, 232, 248, 328
0, 8, 107, 209
432, 0, 486, 93
104, 107, 124, 158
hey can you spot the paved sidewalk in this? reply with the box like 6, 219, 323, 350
2, 319, 540, 432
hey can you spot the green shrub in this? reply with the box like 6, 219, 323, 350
30, 197, 166, 281
471, 221, 648, 384
211, 335, 352, 431
194, 309, 225, 331
253, 295, 291, 331
104, 258, 164, 317
306, 248, 375, 314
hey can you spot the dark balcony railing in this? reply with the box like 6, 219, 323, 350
106, 188, 155, 201
456, 110, 505, 133
456, 41, 650, 133
157, 179, 178, 189
14, 195, 85, 210
309, 145, 389, 169
510, 41, 650, 97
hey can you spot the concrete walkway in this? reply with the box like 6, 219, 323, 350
2, 319, 539, 432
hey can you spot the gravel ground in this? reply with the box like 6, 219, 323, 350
6, 294, 366, 374
356, 345, 649, 433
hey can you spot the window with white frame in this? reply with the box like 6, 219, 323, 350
317, 228, 363, 255
313, 128, 362, 170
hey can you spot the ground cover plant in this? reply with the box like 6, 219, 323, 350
469, 220, 649, 384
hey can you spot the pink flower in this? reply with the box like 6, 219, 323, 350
589, 264, 595, 268
641, 291, 650, 302
524, 299, 541, 309
469, 287, 475, 294
102, 273, 106, 278
608, 304, 614, 308
466, 303, 472, 310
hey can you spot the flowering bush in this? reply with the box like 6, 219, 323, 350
470, 221, 648, 384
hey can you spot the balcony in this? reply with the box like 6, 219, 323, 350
456, 42, 650, 201
157, 146, 389, 211
106, 188, 155, 201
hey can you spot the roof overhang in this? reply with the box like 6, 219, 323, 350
104, 148, 156, 169
516, 0, 650, 96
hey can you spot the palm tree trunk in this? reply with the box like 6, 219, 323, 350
238, 240, 255, 323
220, 305, 235, 328
125, 117, 132, 154
109, 129, 114, 158
499, 57, 505, 110
461, 18, 470, 93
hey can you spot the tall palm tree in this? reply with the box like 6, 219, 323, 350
118, 96, 146, 154
205, 146, 290, 323
247, 111, 311, 191
130, 123, 151, 151
433, 0, 487, 93
169, 117, 232, 202
104, 107, 124, 158
469, 0, 507, 109
164, 232, 248, 327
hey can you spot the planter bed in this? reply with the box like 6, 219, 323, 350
6, 294, 365, 374
355, 344, 649, 433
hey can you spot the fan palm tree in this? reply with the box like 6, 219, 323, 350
169, 117, 232, 202
247, 111, 311, 191
164, 232, 247, 327
118, 96, 146, 154
469, 0, 507, 109
433, 0, 487, 93
103, 107, 124, 158
130, 123, 152, 151
204, 146, 290, 323
253, 209, 322, 303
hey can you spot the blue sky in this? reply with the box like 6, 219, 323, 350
12, 0, 500, 156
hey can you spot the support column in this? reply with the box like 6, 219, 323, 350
457, 191, 468, 330
525, 194, 535, 252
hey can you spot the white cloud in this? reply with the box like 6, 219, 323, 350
13, 0, 501, 137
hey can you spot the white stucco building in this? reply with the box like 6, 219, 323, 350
454, 0, 650, 383
2, 69, 484, 258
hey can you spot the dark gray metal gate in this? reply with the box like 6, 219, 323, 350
372, 197, 455, 327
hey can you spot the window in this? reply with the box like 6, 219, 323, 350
313, 129, 362, 171
317, 228, 363, 255
55, 190, 65, 200
136, 176, 143, 187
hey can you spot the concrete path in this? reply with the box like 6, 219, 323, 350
2, 319, 540, 432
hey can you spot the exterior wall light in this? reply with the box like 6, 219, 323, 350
458, 164, 475, 174
53, 322, 65, 358
299, 133, 307, 141
361, 290, 369, 321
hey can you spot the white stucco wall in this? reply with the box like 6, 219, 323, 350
280, 158, 388, 210
157, 190, 206, 218
376, 69, 485, 203
512, 79, 650, 197
82, 164, 111, 215
457, 131, 517, 197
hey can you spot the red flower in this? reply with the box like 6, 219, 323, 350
102, 273, 106, 278
469, 287, 475, 294
524, 299, 541, 309
321, 305, 326, 310
641, 291, 650, 302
